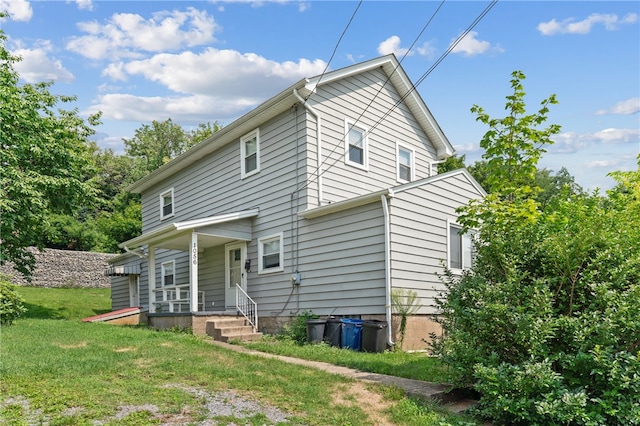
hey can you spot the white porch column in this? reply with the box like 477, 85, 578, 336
148, 245, 156, 313
190, 232, 199, 312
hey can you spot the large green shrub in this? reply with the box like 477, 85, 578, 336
0, 275, 27, 325
433, 164, 640, 425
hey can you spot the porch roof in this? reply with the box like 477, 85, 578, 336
119, 209, 259, 251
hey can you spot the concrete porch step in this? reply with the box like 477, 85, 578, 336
205, 318, 262, 343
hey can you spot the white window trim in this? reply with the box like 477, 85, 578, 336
240, 128, 260, 179
161, 260, 176, 287
446, 220, 473, 273
396, 142, 415, 183
344, 119, 369, 170
159, 188, 175, 220
258, 232, 284, 274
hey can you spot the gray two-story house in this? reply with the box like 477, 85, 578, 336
106, 54, 485, 350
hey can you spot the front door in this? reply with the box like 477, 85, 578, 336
225, 242, 247, 309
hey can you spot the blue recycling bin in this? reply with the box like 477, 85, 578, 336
340, 318, 363, 350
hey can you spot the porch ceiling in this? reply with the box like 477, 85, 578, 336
119, 209, 259, 251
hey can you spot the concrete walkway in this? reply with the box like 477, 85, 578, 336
209, 340, 477, 413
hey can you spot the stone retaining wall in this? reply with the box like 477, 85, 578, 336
0, 247, 115, 288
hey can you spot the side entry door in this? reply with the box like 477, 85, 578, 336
225, 242, 247, 309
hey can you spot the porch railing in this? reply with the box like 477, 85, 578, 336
154, 285, 204, 313
235, 284, 258, 332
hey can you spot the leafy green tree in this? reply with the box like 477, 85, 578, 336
188, 121, 222, 146
535, 167, 583, 209
123, 118, 189, 173
0, 26, 101, 279
0, 276, 27, 325
437, 154, 466, 174
432, 70, 640, 425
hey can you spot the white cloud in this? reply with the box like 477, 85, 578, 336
596, 97, 640, 115
593, 128, 639, 143
537, 13, 638, 36
377, 35, 437, 58
0, 0, 33, 21
586, 160, 620, 169
11, 40, 74, 83
450, 31, 501, 57
453, 143, 483, 154
89, 51, 326, 123
378, 36, 411, 57
66, 8, 218, 60
72, 0, 93, 11
551, 128, 639, 154
108, 48, 326, 98
86, 93, 258, 124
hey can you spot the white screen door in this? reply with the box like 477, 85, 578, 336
225, 242, 247, 308
128, 275, 139, 307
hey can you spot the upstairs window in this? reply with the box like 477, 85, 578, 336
345, 120, 368, 170
448, 222, 473, 271
160, 188, 174, 220
258, 233, 284, 273
161, 260, 175, 286
241, 129, 260, 179
396, 143, 415, 183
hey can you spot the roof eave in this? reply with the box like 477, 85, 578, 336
126, 80, 309, 194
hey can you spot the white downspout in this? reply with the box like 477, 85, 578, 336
381, 193, 395, 348
293, 88, 323, 205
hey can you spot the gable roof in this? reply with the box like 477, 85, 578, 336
128, 54, 455, 193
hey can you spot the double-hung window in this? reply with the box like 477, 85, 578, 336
396, 143, 415, 183
241, 129, 260, 178
160, 188, 174, 220
448, 222, 473, 271
258, 233, 284, 273
161, 260, 175, 286
345, 120, 368, 170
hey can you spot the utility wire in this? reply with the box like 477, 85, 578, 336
303, 0, 363, 102
295, 0, 446, 193
299, 0, 497, 193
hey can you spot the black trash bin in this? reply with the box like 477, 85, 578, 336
306, 319, 327, 344
324, 317, 341, 347
362, 320, 388, 353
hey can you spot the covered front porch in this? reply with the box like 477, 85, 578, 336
118, 209, 260, 333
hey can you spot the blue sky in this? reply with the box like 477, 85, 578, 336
1, 0, 638, 191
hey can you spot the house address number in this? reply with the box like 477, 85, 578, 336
192, 242, 197, 265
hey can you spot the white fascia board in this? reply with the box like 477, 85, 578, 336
127, 81, 307, 194
298, 189, 391, 219
306, 54, 454, 160
304, 54, 396, 92
393, 168, 487, 197
173, 209, 259, 230
119, 209, 260, 249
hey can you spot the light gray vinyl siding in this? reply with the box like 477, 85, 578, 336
135, 107, 309, 309
388, 172, 484, 314
140, 107, 308, 233
306, 67, 437, 203
256, 202, 387, 317
110, 276, 130, 310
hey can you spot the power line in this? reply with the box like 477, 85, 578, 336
303, 0, 363, 102
296, 0, 447, 193
299, 0, 498, 193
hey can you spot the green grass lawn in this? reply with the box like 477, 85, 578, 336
0, 287, 478, 425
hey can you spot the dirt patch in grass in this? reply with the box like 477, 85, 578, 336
332, 382, 394, 426
1, 384, 291, 425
